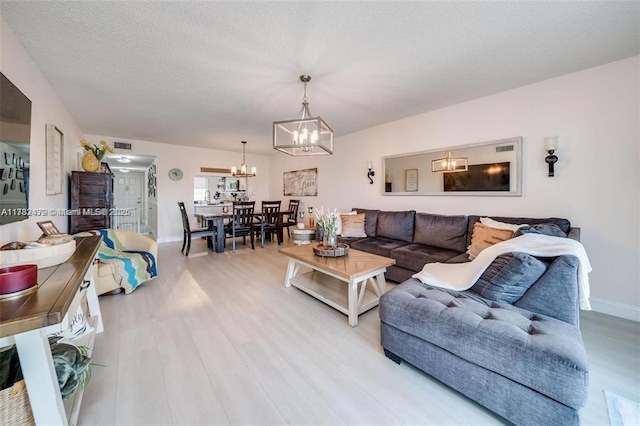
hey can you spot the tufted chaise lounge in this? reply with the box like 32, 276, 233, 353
379, 254, 588, 425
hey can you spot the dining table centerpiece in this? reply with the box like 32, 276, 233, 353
314, 207, 339, 249
80, 140, 114, 172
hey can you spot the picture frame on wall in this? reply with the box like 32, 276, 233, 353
405, 168, 418, 192
45, 124, 64, 195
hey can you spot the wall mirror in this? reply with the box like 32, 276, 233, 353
193, 175, 246, 204
383, 137, 523, 196
0, 73, 32, 225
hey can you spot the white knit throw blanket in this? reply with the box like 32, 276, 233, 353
412, 233, 593, 310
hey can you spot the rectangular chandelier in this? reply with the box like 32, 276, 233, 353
273, 116, 334, 156
431, 150, 468, 173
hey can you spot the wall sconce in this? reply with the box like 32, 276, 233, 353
367, 161, 375, 184
544, 137, 559, 177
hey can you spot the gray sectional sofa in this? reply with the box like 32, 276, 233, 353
337, 209, 588, 425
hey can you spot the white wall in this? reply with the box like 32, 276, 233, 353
1, 15, 85, 241
84, 134, 270, 244
270, 57, 640, 319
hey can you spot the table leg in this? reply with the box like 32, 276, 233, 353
14, 329, 67, 425
277, 213, 284, 244
348, 279, 359, 327
284, 259, 298, 287
372, 273, 387, 297
215, 217, 225, 253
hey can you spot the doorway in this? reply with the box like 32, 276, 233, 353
105, 153, 157, 238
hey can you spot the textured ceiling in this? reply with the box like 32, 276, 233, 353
2, 1, 639, 155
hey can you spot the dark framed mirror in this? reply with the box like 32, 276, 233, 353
0, 72, 32, 225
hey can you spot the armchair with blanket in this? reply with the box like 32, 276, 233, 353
74, 229, 158, 295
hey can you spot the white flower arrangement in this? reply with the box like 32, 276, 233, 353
314, 207, 339, 236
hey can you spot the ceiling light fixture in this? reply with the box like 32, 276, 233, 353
231, 141, 256, 177
431, 150, 468, 173
117, 156, 131, 163
119, 168, 130, 173
273, 75, 334, 156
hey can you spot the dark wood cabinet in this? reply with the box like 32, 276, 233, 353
69, 171, 113, 234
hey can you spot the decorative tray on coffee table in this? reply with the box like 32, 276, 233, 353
313, 243, 349, 258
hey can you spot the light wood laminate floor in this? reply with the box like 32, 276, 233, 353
79, 239, 640, 425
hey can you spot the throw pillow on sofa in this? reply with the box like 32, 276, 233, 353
514, 223, 568, 238
336, 211, 357, 236
341, 213, 367, 238
467, 222, 514, 259
480, 217, 528, 232
471, 252, 547, 303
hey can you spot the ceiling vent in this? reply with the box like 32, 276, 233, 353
495, 145, 514, 153
114, 141, 132, 150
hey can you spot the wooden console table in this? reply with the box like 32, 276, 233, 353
0, 236, 103, 425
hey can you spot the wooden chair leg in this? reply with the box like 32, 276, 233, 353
186, 237, 191, 256
181, 231, 187, 253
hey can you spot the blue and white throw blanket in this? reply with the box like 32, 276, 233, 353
75, 229, 157, 294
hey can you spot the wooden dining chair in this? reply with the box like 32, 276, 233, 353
258, 200, 281, 247
178, 202, 216, 256
224, 201, 256, 252
281, 199, 300, 238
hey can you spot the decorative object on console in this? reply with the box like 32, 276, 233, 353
431, 150, 468, 173
0, 264, 38, 299
307, 207, 314, 227
273, 75, 334, 156
367, 160, 375, 184
545, 136, 559, 177
231, 140, 256, 177
37, 220, 61, 236
80, 140, 113, 172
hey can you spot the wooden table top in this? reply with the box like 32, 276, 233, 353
0, 236, 101, 338
278, 244, 395, 281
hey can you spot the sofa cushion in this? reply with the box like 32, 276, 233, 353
354, 208, 379, 237
390, 244, 462, 272
350, 237, 409, 258
467, 222, 514, 259
514, 223, 568, 238
379, 279, 589, 409
376, 210, 415, 243
445, 252, 471, 264
471, 253, 547, 303
341, 213, 367, 238
467, 215, 571, 247
414, 213, 468, 252
336, 211, 357, 236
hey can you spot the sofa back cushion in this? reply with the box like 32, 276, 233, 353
466, 215, 571, 247
414, 213, 468, 252
471, 253, 547, 303
354, 208, 380, 237
376, 210, 415, 243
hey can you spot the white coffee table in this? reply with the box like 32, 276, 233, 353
279, 245, 395, 326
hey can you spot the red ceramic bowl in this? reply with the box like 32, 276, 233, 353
0, 264, 38, 295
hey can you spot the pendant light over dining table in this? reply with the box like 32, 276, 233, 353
273, 75, 334, 156
231, 140, 256, 177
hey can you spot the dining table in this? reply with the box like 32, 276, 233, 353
197, 209, 295, 253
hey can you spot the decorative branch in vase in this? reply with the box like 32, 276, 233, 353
314, 207, 339, 249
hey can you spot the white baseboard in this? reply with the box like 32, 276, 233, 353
590, 297, 640, 322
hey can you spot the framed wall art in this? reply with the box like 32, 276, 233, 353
45, 124, 64, 195
405, 169, 418, 192
283, 167, 318, 196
